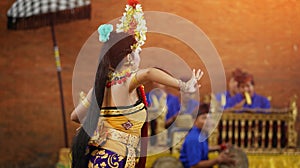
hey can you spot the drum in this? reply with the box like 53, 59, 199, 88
152, 156, 183, 168
219, 147, 249, 168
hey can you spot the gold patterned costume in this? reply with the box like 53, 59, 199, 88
88, 98, 147, 168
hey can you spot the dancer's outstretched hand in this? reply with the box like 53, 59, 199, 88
184, 69, 204, 93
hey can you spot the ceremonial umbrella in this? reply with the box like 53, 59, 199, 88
7, 0, 91, 147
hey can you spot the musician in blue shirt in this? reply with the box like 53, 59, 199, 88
224, 72, 270, 110
215, 68, 242, 107
146, 90, 180, 128
146, 84, 180, 146
164, 93, 181, 127
180, 104, 235, 168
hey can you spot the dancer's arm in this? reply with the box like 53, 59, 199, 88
129, 68, 203, 93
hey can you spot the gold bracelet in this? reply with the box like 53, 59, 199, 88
132, 73, 139, 85
81, 98, 90, 108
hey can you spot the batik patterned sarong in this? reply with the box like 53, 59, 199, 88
88, 146, 126, 168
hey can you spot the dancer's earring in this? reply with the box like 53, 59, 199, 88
125, 53, 134, 66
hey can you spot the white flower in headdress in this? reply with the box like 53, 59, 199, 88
116, 1, 147, 50
135, 4, 142, 11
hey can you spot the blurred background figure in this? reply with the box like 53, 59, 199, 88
214, 68, 243, 108
225, 71, 270, 110
147, 82, 180, 146
180, 103, 236, 168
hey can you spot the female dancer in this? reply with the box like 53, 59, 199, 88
70, 2, 203, 168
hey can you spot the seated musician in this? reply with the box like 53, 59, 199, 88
215, 68, 243, 107
224, 71, 270, 111
180, 104, 236, 168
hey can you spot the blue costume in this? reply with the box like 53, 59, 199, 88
165, 94, 181, 120
224, 93, 270, 110
182, 99, 200, 116
146, 92, 180, 145
214, 91, 235, 108
146, 93, 180, 121
180, 127, 209, 168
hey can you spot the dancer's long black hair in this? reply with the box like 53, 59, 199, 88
71, 32, 136, 168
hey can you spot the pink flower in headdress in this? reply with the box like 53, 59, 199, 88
128, 0, 139, 8
128, 21, 137, 34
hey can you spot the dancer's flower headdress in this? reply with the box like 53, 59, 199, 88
98, 0, 147, 51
